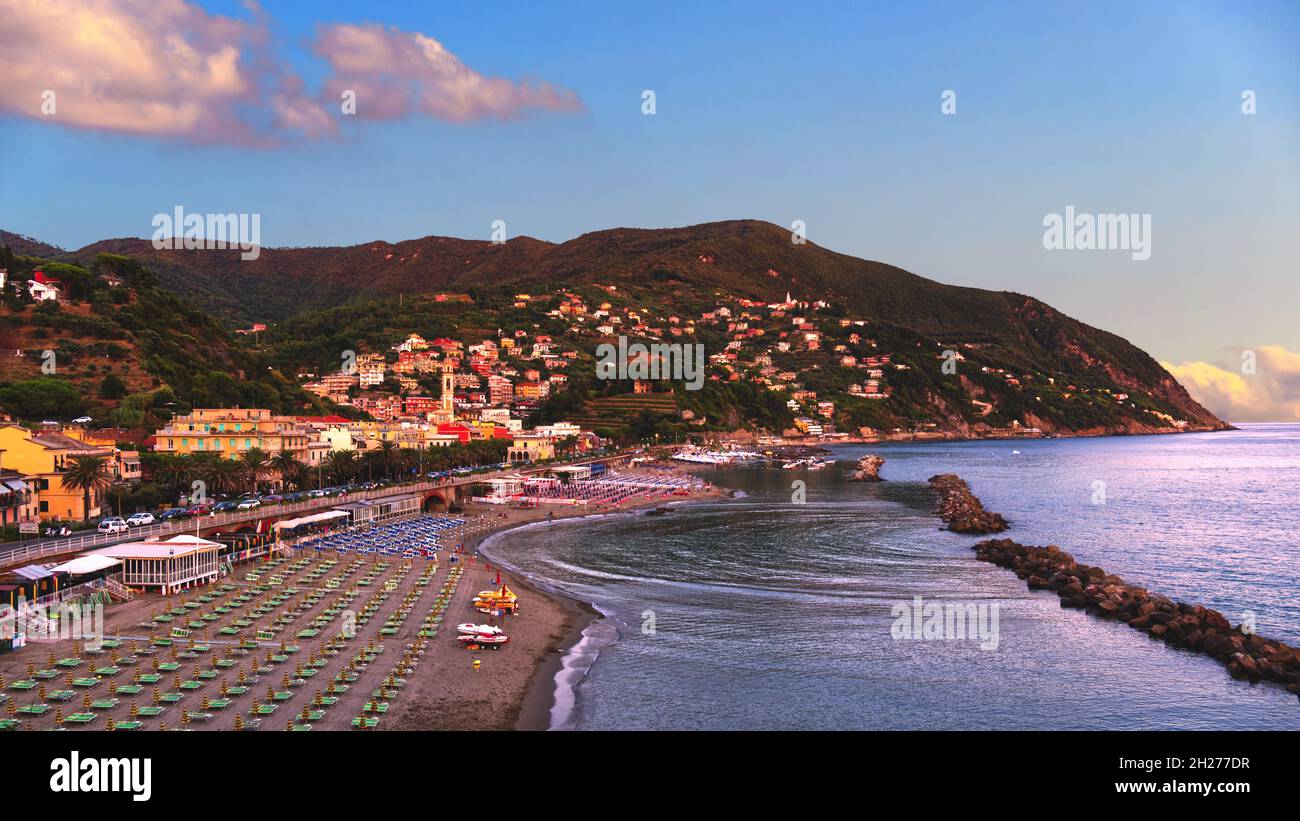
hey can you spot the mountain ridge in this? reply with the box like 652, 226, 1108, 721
2, 219, 1226, 436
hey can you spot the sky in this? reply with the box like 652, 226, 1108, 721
1, 0, 1298, 420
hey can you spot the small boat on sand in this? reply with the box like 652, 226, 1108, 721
457, 623, 504, 637
457, 634, 509, 650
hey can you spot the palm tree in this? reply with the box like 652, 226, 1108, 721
62, 455, 113, 522
150, 453, 192, 496
238, 448, 271, 495
269, 449, 303, 491
323, 449, 358, 486
376, 440, 400, 481
192, 456, 244, 499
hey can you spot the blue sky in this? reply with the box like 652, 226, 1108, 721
1, 0, 1297, 389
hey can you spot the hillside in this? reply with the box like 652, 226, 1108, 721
0, 247, 330, 429
2, 220, 1226, 438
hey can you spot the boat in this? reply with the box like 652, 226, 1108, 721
457, 634, 509, 650
457, 623, 504, 637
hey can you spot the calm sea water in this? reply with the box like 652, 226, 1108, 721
482, 424, 1300, 730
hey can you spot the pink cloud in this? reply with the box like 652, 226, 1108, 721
0, 1, 581, 146
312, 23, 584, 122
0, 0, 285, 145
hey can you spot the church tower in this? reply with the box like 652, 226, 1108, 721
436, 360, 456, 424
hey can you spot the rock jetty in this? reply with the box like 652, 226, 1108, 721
928, 474, 1008, 533
850, 455, 885, 481
973, 538, 1300, 697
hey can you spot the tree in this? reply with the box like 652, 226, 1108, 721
100, 374, 128, 399
62, 455, 112, 521
237, 448, 271, 494
376, 440, 399, 481
192, 456, 244, 498
323, 449, 358, 485
269, 449, 303, 490
0, 377, 86, 420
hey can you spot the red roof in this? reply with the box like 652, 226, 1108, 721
32, 270, 61, 285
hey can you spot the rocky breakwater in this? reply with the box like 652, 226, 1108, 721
928, 474, 1009, 533
850, 455, 885, 481
973, 538, 1300, 698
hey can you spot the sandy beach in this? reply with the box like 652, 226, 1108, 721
0, 465, 723, 732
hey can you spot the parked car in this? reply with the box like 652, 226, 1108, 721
125, 512, 155, 527
283, 492, 306, 503
97, 517, 128, 535
261, 494, 284, 504
235, 498, 261, 511
186, 503, 212, 516
213, 500, 240, 512
158, 507, 190, 521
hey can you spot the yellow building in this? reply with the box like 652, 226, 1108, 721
507, 435, 555, 464
154, 409, 314, 459
0, 424, 115, 521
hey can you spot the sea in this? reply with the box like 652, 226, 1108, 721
480, 423, 1300, 730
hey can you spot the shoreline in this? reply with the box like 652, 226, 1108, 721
717, 422, 1234, 448
455, 475, 728, 731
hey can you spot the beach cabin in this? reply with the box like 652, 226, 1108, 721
90, 535, 222, 595
550, 465, 592, 482
483, 476, 525, 502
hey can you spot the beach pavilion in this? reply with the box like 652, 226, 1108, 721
90, 535, 222, 595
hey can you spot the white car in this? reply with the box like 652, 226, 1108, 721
235, 499, 261, 511
72, 416, 93, 424
97, 517, 129, 535
125, 512, 155, 527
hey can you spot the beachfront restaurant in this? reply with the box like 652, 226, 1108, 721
90, 535, 222, 595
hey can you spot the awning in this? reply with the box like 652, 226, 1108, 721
273, 510, 350, 530
51, 555, 121, 575
1, 479, 27, 493
12, 564, 53, 580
